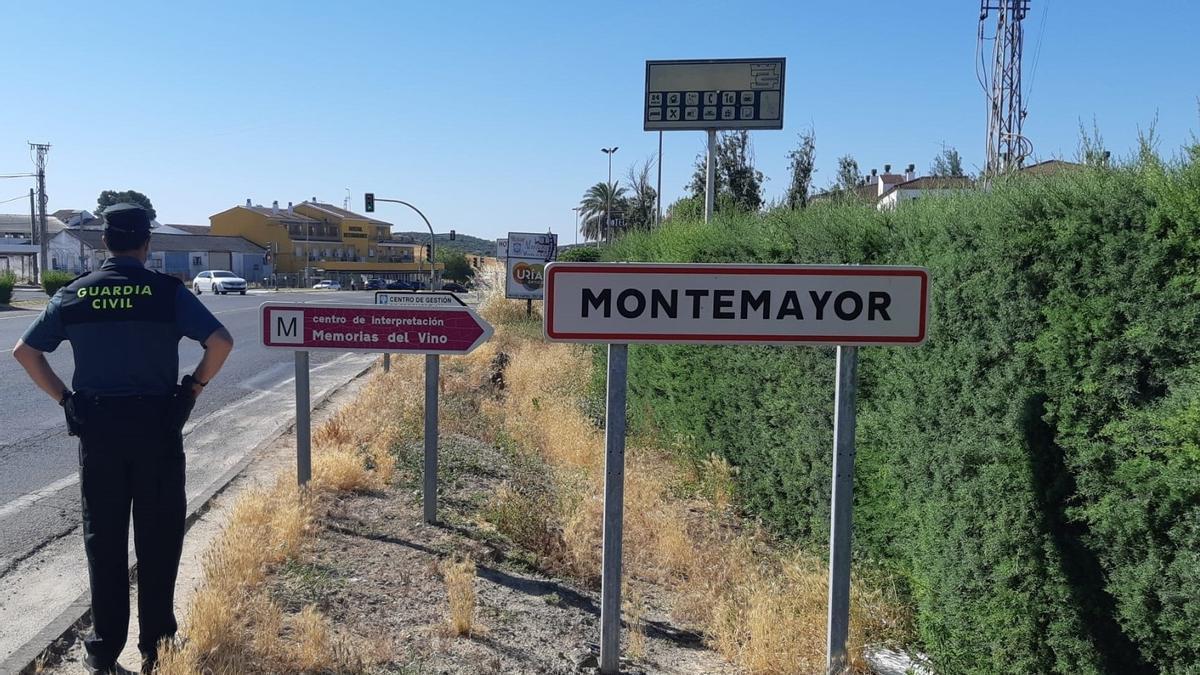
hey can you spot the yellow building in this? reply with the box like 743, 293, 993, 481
209, 199, 442, 284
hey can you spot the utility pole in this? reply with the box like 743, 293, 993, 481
28, 189, 39, 282
30, 143, 50, 281
978, 0, 1032, 175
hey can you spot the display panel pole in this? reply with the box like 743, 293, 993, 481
826, 345, 859, 673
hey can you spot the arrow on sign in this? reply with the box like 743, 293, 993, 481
260, 302, 493, 355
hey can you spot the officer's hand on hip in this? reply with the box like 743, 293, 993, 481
182, 374, 206, 399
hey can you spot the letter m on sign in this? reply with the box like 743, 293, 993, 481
270, 310, 305, 345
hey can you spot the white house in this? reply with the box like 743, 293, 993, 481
877, 176, 973, 210
49, 230, 270, 281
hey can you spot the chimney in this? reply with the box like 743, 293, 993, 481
246, 198, 252, 207
884, 163, 892, 174
271, 200, 279, 215
287, 201, 294, 214
905, 163, 916, 181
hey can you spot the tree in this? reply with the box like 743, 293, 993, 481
930, 145, 965, 177
785, 128, 817, 209
835, 155, 860, 191
436, 249, 475, 283
665, 195, 703, 222
687, 148, 718, 199
97, 190, 156, 221
719, 130, 764, 212
686, 131, 764, 214
623, 158, 658, 231
577, 181, 627, 242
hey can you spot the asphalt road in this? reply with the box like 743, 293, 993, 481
0, 289, 380, 576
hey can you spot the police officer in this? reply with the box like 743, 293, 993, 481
11, 203, 234, 674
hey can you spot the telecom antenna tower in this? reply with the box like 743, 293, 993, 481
978, 0, 1032, 174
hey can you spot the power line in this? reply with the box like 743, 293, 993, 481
1024, 0, 1050, 105
0, 173, 35, 179
0, 193, 30, 204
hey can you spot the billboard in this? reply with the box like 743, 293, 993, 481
644, 58, 786, 131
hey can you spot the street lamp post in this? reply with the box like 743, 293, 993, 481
601, 146, 618, 243
572, 206, 582, 245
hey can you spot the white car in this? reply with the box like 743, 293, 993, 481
312, 280, 342, 290
193, 270, 247, 295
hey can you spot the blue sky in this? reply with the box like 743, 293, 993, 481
2, 1, 1197, 242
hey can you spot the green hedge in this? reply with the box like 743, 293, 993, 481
603, 153, 1200, 673
0, 270, 15, 304
41, 270, 75, 297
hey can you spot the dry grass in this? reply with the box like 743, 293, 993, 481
157, 374, 412, 674
626, 586, 648, 661
471, 280, 912, 673
441, 557, 479, 637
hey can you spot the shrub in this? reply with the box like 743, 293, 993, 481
603, 150, 1200, 672
557, 246, 601, 262
0, 270, 15, 304
41, 270, 75, 297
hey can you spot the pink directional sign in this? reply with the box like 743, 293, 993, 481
260, 302, 493, 354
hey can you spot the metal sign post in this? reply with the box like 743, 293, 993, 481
705, 128, 717, 223
543, 262, 928, 673
826, 345, 858, 672
424, 353, 440, 523
295, 350, 311, 485
262, 299, 493, 506
598, 344, 628, 673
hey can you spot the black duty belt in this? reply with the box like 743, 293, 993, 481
83, 393, 173, 407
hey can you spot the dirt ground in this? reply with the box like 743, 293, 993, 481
274, 433, 739, 675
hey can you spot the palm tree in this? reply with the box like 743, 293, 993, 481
578, 181, 626, 242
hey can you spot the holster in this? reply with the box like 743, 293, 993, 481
168, 386, 197, 434
64, 394, 86, 437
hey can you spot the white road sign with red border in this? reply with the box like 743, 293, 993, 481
261, 302, 493, 354
543, 263, 929, 346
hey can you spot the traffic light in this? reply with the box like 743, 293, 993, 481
364, 193, 375, 212
424, 244, 431, 259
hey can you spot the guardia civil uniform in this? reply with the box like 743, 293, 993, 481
20, 204, 223, 673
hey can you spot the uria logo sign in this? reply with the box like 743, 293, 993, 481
512, 261, 544, 291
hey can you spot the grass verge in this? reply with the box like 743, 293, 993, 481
474, 283, 913, 674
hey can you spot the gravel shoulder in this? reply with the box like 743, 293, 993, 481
272, 433, 739, 675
